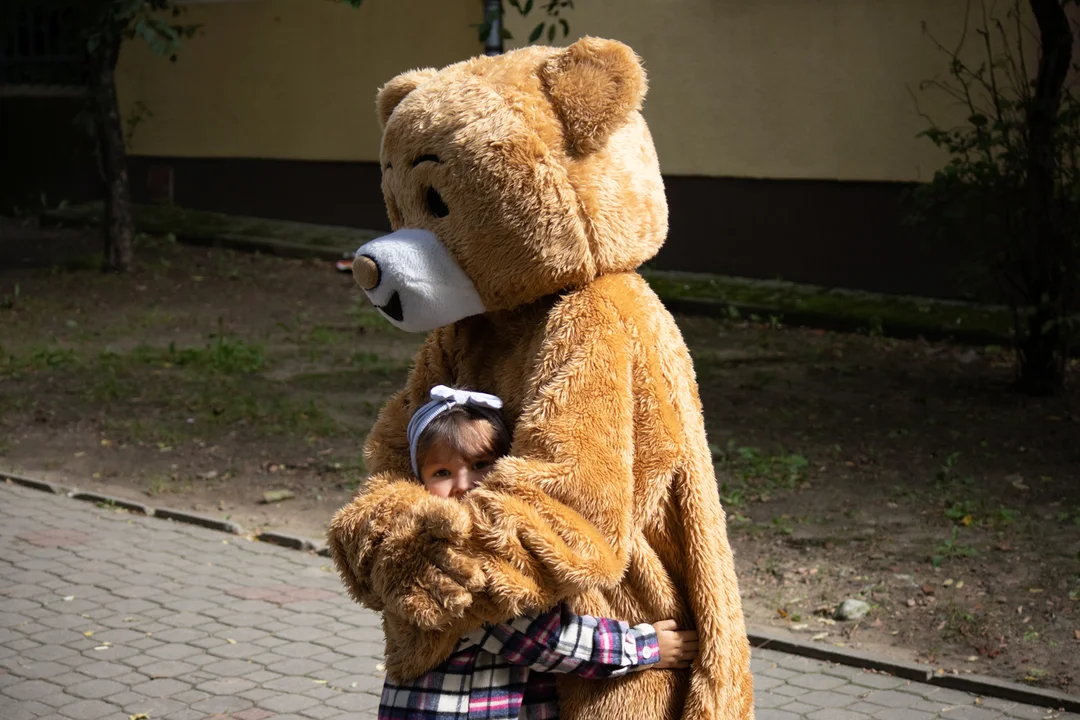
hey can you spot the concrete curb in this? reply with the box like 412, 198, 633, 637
928, 672, 1080, 713
255, 530, 324, 553
661, 297, 1013, 349
67, 490, 152, 515
2, 472, 70, 495
4, 470, 1080, 711
748, 629, 932, 682
154, 507, 245, 535
747, 628, 1080, 713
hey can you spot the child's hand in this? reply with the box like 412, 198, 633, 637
651, 619, 699, 669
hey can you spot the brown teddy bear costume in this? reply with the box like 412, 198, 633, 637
327, 37, 754, 720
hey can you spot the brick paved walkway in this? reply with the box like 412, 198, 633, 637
0, 481, 1076, 720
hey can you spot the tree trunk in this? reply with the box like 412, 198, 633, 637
89, 33, 134, 273
1019, 0, 1073, 395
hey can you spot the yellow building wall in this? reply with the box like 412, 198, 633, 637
504, 0, 986, 182
117, 0, 481, 162
119, 0, 1026, 182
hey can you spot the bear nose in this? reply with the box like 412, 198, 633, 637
352, 255, 380, 290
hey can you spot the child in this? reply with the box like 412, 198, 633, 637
376, 385, 698, 720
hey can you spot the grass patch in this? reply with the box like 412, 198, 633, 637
712, 441, 810, 508
45, 202, 378, 253
643, 270, 1013, 339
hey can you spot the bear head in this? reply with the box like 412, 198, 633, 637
352, 37, 667, 332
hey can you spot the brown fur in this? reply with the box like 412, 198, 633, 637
327, 37, 753, 719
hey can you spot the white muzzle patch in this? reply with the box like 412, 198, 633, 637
354, 228, 486, 333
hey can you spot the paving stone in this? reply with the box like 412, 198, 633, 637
853, 673, 910, 690
145, 643, 202, 661
2, 678, 64, 701
790, 672, 849, 691
756, 710, 802, 720
3, 482, 1076, 720
800, 689, 859, 708
936, 707, 1006, 720
203, 658, 262, 677
130, 677, 191, 697
864, 689, 923, 709
0, 698, 54, 720
66, 677, 126, 700
140, 659, 197, 677
873, 709, 936, 720
196, 677, 257, 695
807, 710, 867, 720
778, 700, 819, 715
57, 698, 117, 719
261, 692, 322, 713
70, 660, 129, 679
756, 690, 790, 708
192, 694, 254, 714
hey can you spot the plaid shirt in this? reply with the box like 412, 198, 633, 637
378, 603, 661, 720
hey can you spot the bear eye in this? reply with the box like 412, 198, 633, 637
426, 187, 449, 218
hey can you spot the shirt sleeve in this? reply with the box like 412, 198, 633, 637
475, 603, 661, 678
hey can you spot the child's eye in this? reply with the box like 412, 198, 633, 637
431, 469, 451, 478
472, 460, 492, 471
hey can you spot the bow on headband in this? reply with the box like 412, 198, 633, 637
407, 385, 504, 477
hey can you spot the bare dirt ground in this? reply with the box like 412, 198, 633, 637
2, 218, 1078, 694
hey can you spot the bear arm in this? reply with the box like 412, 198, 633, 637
464, 302, 635, 618
328, 332, 492, 628
327, 472, 488, 626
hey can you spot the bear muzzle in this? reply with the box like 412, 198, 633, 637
352, 228, 487, 333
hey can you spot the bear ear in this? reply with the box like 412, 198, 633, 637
539, 37, 647, 156
376, 69, 438, 130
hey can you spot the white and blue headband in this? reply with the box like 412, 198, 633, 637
406, 385, 504, 477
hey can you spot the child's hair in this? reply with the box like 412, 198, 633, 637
414, 404, 511, 474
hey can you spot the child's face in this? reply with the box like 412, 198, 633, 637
420, 440, 498, 499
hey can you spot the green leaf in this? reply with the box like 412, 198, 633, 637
559, 18, 569, 36
500, 27, 513, 40
528, 22, 544, 42
547, 23, 555, 42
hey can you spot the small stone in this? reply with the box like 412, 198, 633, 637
834, 598, 871, 621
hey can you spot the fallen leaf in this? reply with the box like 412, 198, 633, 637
955, 581, 965, 589
943, 579, 954, 587
810, 632, 828, 641
312, 679, 328, 685
62, 596, 74, 602
871, 618, 883, 628
83, 631, 94, 637
1028, 588, 1044, 594
100, 439, 111, 447
966, 656, 978, 662
906, 598, 917, 608
261, 489, 295, 504
129, 714, 149, 720
960, 515, 973, 526
922, 585, 935, 595
226, 638, 237, 644
1008, 474, 1030, 491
